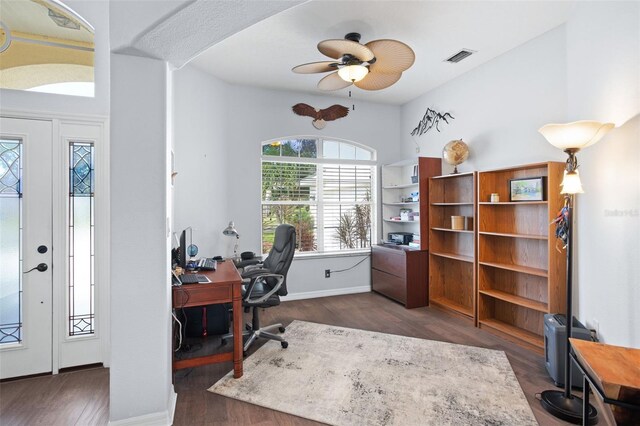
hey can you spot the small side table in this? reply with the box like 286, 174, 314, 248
570, 339, 640, 425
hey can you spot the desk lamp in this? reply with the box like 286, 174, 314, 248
223, 221, 240, 260
538, 120, 613, 425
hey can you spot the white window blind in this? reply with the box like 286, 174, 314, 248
261, 138, 375, 254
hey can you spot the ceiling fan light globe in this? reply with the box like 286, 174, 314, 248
338, 65, 369, 83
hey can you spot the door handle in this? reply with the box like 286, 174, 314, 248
24, 263, 48, 273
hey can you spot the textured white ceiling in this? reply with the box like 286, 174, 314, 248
190, 1, 575, 105
112, 0, 305, 68
1, 0, 93, 43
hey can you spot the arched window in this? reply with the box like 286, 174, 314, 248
0, 0, 94, 97
261, 137, 376, 254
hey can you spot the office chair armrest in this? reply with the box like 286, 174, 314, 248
242, 267, 271, 279
235, 259, 262, 270
244, 273, 284, 304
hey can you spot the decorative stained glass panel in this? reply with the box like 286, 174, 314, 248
69, 142, 94, 336
0, 140, 23, 344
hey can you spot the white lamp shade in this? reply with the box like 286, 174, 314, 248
560, 170, 584, 194
538, 120, 614, 150
338, 65, 369, 83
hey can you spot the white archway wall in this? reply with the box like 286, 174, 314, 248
111, 0, 306, 68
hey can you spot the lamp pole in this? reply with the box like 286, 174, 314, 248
564, 193, 574, 399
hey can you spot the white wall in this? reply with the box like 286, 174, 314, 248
400, 25, 568, 169
110, 53, 174, 423
173, 75, 403, 297
400, 5, 639, 347
0, 0, 110, 116
173, 65, 230, 257
567, 1, 640, 348
225, 84, 403, 297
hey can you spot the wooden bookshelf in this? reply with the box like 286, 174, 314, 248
477, 162, 566, 349
428, 172, 477, 322
380, 157, 441, 250
374, 157, 441, 308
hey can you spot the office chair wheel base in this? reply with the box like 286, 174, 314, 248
279, 326, 286, 333
281, 341, 288, 349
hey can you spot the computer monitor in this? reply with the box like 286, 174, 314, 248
179, 227, 196, 268
179, 228, 188, 268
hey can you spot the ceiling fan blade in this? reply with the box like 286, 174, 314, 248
318, 39, 375, 62
354, 70, 402, 91
317, 71, 353, 91
292, 61, 338, 74
366, 39, 415, 73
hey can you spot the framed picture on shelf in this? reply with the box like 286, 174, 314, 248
509, 176, 545, 201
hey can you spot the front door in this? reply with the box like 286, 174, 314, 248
0, 117, 53, 379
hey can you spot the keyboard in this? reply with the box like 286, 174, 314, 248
197, 258, 217, 271
179, 274, 210, 284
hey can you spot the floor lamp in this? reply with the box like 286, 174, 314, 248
538, 120, 614, 425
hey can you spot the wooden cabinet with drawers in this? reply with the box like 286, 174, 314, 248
371, 244, 429, 308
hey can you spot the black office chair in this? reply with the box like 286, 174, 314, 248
223, 223, 296, 354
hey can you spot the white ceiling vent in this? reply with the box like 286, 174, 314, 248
445, 49, 475, 63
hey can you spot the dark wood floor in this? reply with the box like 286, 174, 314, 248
1, 292, 606, 425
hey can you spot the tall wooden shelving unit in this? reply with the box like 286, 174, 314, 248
380, 157, 441, 249
428, 172, 477, 322
477, 162, 566, 350
372, 157, 441, 308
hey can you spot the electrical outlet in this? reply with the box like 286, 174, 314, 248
325, 269, 331, 278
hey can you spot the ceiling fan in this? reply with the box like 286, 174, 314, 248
292, 32, 415, 91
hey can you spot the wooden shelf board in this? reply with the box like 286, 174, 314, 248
382, 183, 419, 189
430, 251, 474, 263
383, 202, 419, 206
479, 289, 548, 312
478, 201, 548, 205
479, 318, 543, 348
431, 227, 474, 234
431, 171, 475, 179
479, 231, 547, 240
430, 202, 474, 206
431, 297, 473, 318
478, 261, 548, 277
384, 219, 419, 223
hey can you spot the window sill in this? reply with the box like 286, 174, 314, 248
292, 249, 371, 261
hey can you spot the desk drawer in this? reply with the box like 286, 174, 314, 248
371, 269, 406, 304
372, 247, 406, 278
173, 284, 232, 308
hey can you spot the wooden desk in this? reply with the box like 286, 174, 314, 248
570, 338, 640, 425
172, 260, 243, 378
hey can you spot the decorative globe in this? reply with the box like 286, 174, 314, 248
442, 139, 469, 174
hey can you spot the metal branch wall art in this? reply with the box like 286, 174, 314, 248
410, 108, 455, 136
292, 103, 349, 129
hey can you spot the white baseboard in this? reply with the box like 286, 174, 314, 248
281, 286, 370, 302
109, 388, 177, 426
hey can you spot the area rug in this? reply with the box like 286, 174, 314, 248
209, 320, 537, 425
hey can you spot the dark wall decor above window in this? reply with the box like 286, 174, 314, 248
291, 103, 349, 129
